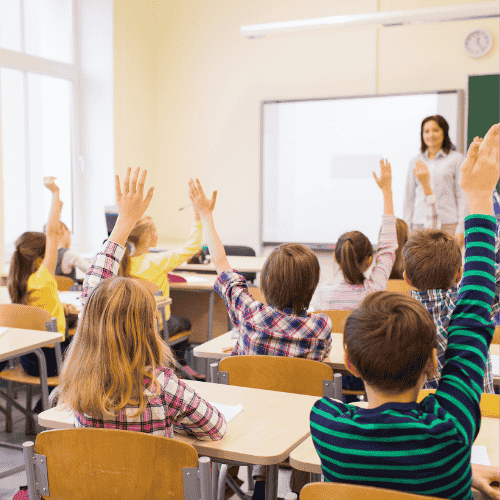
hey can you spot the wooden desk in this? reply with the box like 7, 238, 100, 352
289, 416, 500, 476
39, 380, 319, 499
194, 332, 500, 384
175, 256, 266, 274
169, 274, 229, 343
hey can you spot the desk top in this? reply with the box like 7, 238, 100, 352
169, 273, 219, 291
0, 327, 64, 361
290, 415, 500, 474
176, 256, 265, 274
194, 332, 500, 382
39, 380, 318, 466
194, 331, 347, 371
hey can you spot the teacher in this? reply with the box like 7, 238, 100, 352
403, 115, 467, 247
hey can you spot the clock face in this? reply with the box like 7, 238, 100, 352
464, 29, 494, 58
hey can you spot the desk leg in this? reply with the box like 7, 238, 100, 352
207, 290, 214, 341
265, 464, 278, 500
212, 462, 220, 500
32, 348, 49, 411
310, 473, 322, 482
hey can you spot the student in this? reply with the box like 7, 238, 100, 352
188, 179, 332, 360
45, 221, 90, 281
58, 168, 226, 440
310, 124, 499, 499
7, 179, 69, 377
388, 218, 409, 280
122, 207, 210, 380
402, 177, 497, 392
314, 159, 397, 311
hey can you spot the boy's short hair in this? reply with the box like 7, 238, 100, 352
402, 229, 462, 291
344, 291, 437, 393
261, 243, 320, 316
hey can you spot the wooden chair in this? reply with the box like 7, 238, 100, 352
418, 390, 500, 418
315, 309, 351, 333
299, 482, 443, 500
385, 279, 415, 296
0, 304, 61, 434
316, 310, 365, 398
214, 356, 341, 500
493, 326, 499, 344
23, 428, 212, 500
54, 275, 76, 291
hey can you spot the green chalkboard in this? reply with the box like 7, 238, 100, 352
468, 74, 499, 191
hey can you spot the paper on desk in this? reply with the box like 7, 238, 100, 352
182, 275, 209, 283
0, 327, 8, 338
492, 355, 499, 377
58, 291, 83, 308
471, 446, 490, 466
208, 402, 244, 423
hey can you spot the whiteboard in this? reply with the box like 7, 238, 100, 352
261, 91, 463, 249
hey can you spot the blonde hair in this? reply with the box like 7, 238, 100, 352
119, 217, 156, 276
58, 277, 176, 417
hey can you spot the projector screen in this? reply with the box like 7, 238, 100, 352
261, 91, 464, 249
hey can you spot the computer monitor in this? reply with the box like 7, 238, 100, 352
104, 206, 119, 237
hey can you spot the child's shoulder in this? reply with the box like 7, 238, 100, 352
27, 264, 56, 290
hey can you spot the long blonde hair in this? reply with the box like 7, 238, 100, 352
119, 217, 156, 277
58, 277, 175, 417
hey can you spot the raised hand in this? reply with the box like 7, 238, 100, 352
189, 178, 217, 218
44, 176, 60, 194
373, 159, 392, 192
115, 167, 154, 225
414, 161, 432, 195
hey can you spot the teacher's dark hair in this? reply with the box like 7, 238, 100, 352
420, 115, 455, 155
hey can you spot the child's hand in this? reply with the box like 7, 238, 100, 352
44, 177, 60, 194
373, 159, 392, 192
461, 126, 499, 197
189, 178, 217, 218
471, 465, 499, 500
115, 167, 154, 225
414, 161, 432, 195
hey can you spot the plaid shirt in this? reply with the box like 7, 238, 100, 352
75, 366, 226, 440
77, 240, 226, 440
215, 270, 332, 360
411, 227, 499, 393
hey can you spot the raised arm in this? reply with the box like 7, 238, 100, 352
188, 178, 230, 275
81, 168, 154, 302
43, 178, 63, 277
373, 158, 394, 216
414, 161, 439, 229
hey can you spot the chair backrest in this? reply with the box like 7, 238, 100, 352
248, 286, 267, 305
418, 390, 499, 418
31, 428, 199, 500
0, 304, 52, 331
54, 275, 75, 291
493, 326, 499, 344
300, 482, 443, 500
315, 310, 351, 333
218, 355, 333, 397
385, 279, 414, 296
224, 245, 256, 283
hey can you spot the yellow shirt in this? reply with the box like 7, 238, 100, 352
27, 264, 66, 338
130, 221, 202, 320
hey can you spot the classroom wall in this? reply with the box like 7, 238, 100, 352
115, 0, 499, 279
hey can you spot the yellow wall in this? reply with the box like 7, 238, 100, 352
114, 0, 499, 251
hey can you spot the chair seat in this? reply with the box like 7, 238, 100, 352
168, 330, 191, 347
0, 364, 59, 387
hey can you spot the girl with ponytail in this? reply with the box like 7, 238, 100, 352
315, 159, 397, 311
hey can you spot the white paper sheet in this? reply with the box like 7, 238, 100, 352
471, 445, 490, 466
181, 275, 209, 283
491, 355, 499, 377
208, 402, 244, 423
0, 327, 8, 338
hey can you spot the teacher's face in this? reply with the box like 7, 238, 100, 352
422, 120, 444, 150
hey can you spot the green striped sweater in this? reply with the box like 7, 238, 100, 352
310, 215, 496, 499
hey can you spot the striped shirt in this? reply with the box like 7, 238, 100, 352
314, 215, 397, 311
77, 240, 226, 440
310, 215, 496, 499
215, 270, 332, 360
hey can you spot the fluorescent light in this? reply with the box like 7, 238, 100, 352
241, 2, 499, 38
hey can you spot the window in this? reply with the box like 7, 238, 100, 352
0, 0, 77, 255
